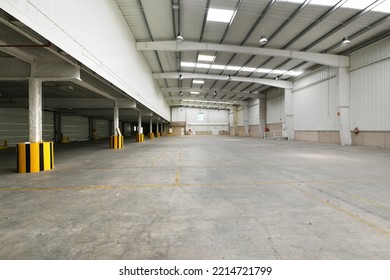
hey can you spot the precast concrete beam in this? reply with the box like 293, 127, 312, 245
153, 72, 293, 89
137, 41, 350, 68
32, 57, 80, 80
43, 98, 115, 109
0, 57, 30, 79
116, 98, 137, 109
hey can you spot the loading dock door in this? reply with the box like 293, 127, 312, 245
61, 116, 89, 141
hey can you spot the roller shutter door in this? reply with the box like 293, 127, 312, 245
61, 116, 89, 141
95, 119, 109, 138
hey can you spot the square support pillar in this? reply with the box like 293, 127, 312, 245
113, 105, 119, 136
337, 67, 352, 145
284, 88, 294, 140
29, 78, 43, 143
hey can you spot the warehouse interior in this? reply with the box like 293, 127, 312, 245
0, 0, 389, 259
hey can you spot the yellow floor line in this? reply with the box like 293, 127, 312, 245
334, 187, 390, 211
150, 148, 166, 167
287, 182, 390, 238
175, 167, 181, 186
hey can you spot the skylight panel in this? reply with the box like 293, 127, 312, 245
240, 67, 257, 72
207, 8, 234, 23
210, 65, 226, 70
198, 54, 216, 62
181, 62, 196, 68
226, 65, 241, 71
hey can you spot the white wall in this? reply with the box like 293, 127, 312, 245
266, 88, 284, 124
171, 107, 229, 134
350, 37, 390, 131
293, 67, 338, 131
2, 0, 170, 120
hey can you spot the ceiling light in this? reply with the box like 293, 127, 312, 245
176, 33, 184, 43
192, 80, 205, 84
275, 76, 279, 80
179, 91, 183, 96
341, 37, 351, 46
178, 74, 183, 80
207, 8, 234, 23
190, 91, 200, 95
227, 75, 231, 80
172, 4, 179, 9
213, 91, 217, 95
259, 35, 268, 45
198, 54, 216, 62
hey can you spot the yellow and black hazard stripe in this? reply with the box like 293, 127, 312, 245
17, 142, 54, 173
110, 135, 124, 149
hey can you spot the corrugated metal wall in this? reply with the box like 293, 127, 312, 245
95, 119, 109, 138
0, 108, 28, 146
350, 38, 390, 130
266, 89, 284, 124
43, 111, 55, 142
0, 108, 54, 146
293, 67, 338, 130
61, 116, 89, 141
171, 107, 229, 134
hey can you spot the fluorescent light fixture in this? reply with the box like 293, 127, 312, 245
198, 54, 215, 62
192, 80, 204, 84
190, 91, 200, 94
207, 8, 234, 23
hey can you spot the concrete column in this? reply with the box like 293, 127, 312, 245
156, 120, 159, 134
138, 111, 142, 134
337, 67, 352, 145
113, 105, 119, 136
284, 88, 294, 140
259, 98, 266, 138
160, 122, 164, 135
29, 78, 42, 143
150, 117, 153, 133
243, 105, 249, 136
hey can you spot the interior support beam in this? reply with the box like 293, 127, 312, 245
153, 72, 293, 89
137, 41, 350, 68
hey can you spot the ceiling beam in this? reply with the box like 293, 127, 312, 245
153, 72, 293, 89
137, 41, 350, 68
160, 87, 264, 99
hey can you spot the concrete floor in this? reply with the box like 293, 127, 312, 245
0, 135, 389, 259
